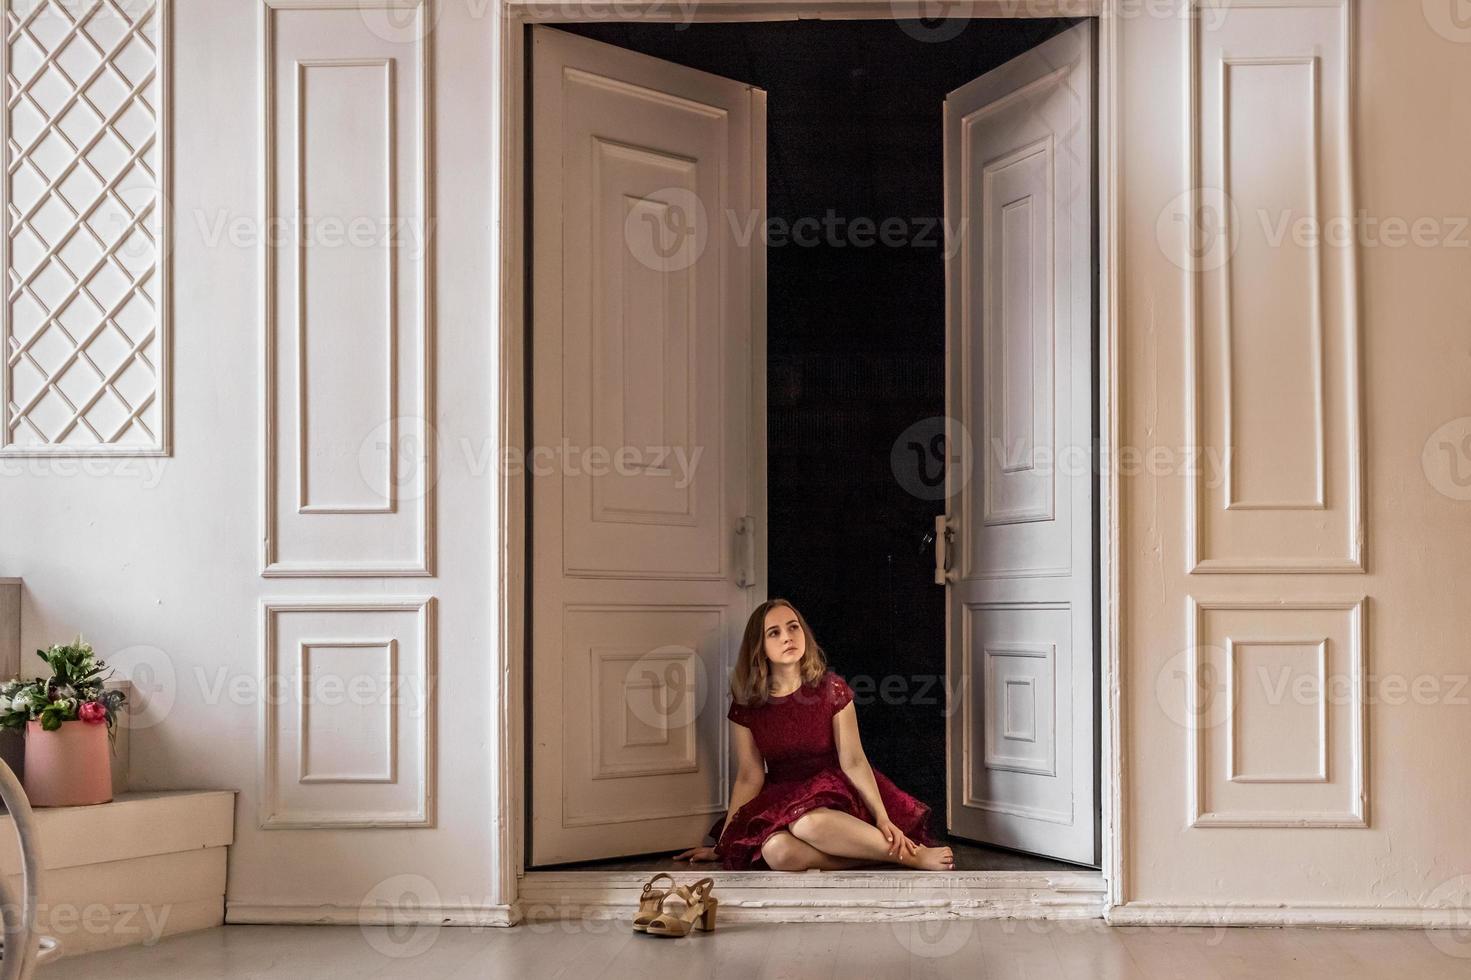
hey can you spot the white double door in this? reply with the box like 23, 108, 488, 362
530, 24, 1095, 866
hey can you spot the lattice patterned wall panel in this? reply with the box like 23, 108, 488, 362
2, 0, 169, 454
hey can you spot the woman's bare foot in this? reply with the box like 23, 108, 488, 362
898, 844, 955, 871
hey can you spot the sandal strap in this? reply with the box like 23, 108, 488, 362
658, 877, 714, 912
641, 872, 675, 896
659, 876, 703, 906
658, 884, 695, 911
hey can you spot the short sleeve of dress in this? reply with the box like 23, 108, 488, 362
827, 673, 854, 716
726, 698, 749, 728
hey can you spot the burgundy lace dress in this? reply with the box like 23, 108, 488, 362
706, 671, 938, 870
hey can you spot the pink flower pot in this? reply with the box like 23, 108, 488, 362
23, 719, 113, 807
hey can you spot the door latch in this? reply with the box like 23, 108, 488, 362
735, 516, 757, 588
933, 514, 957, 585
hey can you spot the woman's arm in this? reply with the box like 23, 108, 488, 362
832, 704, 891, 825
678, 717, 764, 861
720, 722, 766, 842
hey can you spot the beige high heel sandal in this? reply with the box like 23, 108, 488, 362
632, 872, 677, 932
644, 877, 718, 937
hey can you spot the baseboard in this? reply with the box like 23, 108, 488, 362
226, 903, 521, 927
1106, 902, 1471, 929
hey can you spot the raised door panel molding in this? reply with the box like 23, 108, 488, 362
956, 57, 1087, 582
1, 0, 171, 455
260, 0, 433, 576
559, 604, 728, 828
981, 136, 1055, 529
260, 597, 435, 828
555, 66, 729, 581
1185, 0, 1364, 573
1187, 596, 1366, 828
960, 603, 1075, 827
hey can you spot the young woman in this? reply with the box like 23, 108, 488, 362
674, 598, 955, 872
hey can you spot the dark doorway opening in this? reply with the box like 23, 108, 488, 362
544, 17, 1079, 873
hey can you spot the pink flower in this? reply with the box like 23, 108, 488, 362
78, 701, 106, 725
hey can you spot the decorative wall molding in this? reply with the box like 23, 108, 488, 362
1, 0, 171, 455
259, 0, 434, 576
1185, 0, 1364, 573
292, 56, 397, 518
297, 638, 398, 784
1187, 596, 1366, 828
1225, 636, 1328, 783
260, 596, 436, 829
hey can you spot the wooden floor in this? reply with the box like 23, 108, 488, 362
538, 836, 1080, 874
48, 921, 1470, 979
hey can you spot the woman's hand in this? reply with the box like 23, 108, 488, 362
673, 845, 720, 863
876, 819, 918, 861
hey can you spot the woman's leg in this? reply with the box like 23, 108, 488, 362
787, 808, 955, 870
760, 830, 873, 872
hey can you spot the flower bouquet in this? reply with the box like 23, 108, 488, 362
0, 638, 127, 806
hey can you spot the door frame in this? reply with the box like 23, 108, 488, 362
493, 0, 1124, 919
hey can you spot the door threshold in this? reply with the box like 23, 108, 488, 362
519, 868, 1106, 923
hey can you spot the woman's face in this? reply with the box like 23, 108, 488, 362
761, 605, 805, 667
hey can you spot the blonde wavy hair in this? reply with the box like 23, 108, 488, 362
730, 598, 829, 707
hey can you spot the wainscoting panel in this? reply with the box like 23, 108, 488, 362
260, 597, 435, 828
260, 0, 432, 576
1187, 0, 1362, 572
1188, 597, 1366, 828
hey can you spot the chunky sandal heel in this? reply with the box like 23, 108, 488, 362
698, 897, 718, 932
